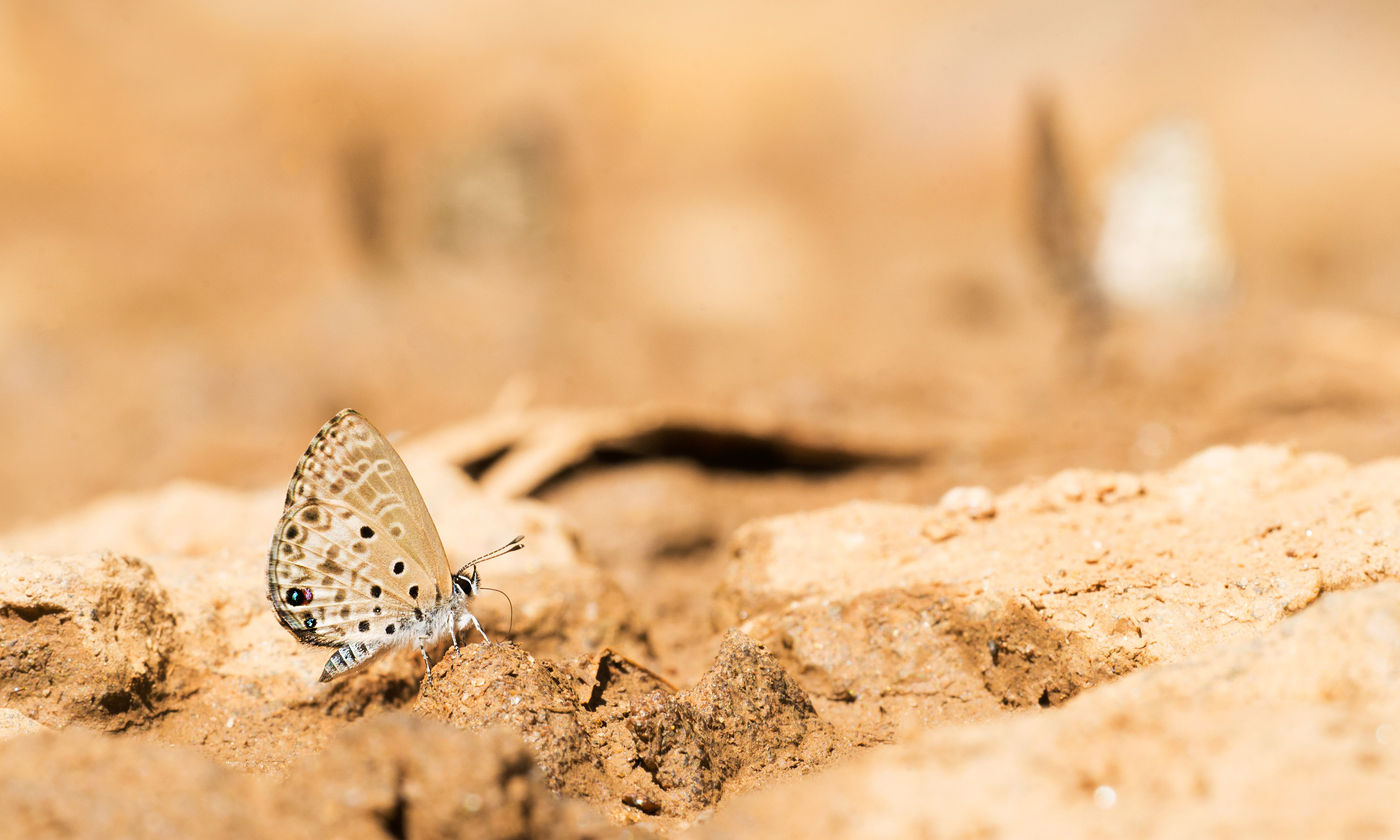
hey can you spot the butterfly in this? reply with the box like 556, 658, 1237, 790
266, 408, 522, 682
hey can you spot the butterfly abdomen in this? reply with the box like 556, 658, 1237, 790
320, 640, 383, 682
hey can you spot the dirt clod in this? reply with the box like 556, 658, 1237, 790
418, 632, 833, 822
417, 642, 607, 799
0, 551, 177, 730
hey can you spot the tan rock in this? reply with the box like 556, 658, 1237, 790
717, 445, 1397, 733
696, 582, 1400, 839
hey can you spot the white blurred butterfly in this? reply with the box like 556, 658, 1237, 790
267, 409, 522, 682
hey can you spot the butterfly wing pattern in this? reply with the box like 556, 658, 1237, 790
268, 409, 472, 682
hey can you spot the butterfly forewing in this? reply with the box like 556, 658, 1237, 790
281, 409, 452, 595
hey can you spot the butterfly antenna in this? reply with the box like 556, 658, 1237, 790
458, 535, 525, 572
479, 586, 514, 635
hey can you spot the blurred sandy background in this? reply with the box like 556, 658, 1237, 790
5, 0, 1400, 529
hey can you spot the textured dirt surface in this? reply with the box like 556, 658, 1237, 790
8, 441, 1400, 837
6, 2, 1400, 838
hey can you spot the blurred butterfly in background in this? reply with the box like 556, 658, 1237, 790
267, 408, 522, 682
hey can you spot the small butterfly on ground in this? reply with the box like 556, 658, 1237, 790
267, 408, 523, 682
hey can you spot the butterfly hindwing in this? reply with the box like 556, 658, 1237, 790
268, 498, 443, 648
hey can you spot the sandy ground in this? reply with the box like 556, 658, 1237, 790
4, 2, 1400, 838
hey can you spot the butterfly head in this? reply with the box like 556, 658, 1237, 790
452, 565, 481, 599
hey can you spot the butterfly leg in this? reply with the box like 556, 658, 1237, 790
449, 603, 462, 651
417, 638, 434, 686
465, 610, 492, 644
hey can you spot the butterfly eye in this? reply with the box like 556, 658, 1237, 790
285, 587, 312, 606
